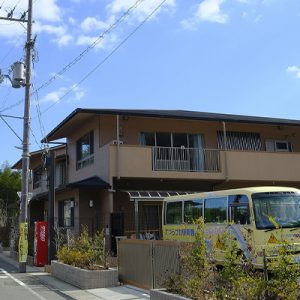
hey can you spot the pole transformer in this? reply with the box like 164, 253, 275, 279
19, 0, 33, 273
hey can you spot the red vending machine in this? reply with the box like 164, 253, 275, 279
34, 221, 48, 266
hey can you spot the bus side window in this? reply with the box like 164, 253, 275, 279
166, 201, 182, 224
204, 197, 227, 223
184, 199, 203, 224
228, 195, 250, 225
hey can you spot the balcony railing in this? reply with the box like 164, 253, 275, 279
152, 147, 221, 172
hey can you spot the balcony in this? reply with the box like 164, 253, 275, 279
108, 145, 225, 180
108, 144, 300, 183
225, 151, 300, 182
152, 147, 220, 172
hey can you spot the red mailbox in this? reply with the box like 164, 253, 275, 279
34, 221, 48, 266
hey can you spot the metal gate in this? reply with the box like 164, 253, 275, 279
118, 239, 180, 290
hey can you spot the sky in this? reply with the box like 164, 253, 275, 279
0, 0, 300, 166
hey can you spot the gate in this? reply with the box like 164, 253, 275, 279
118, 239, 180, 290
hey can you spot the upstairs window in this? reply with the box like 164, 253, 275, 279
217, 131, 262, 151
55, 161, 66, 187
140, 132, 202, 148
265, 139, 292, 152
33, 167, 43, 189
76, 131, 94, 169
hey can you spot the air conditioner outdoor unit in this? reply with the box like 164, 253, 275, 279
112, 140, 123, 145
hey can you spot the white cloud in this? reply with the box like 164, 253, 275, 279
253, 14, 262, 23
76, 33, 119, 50
107, 0, 176, 22
41, 85, 85, 103
0, 0, 62, 41
34, 0, 61, 22
181, 0, 229, 30
55, 34, 74, 47
80, 17, 110, 32
33, 23, 73, 47
0, 0, 61, 22
286, 66, 300, 78
69, 17, 76, 25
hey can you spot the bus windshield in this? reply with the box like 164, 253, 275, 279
252, 192, 300, 229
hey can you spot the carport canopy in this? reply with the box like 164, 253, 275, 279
124, 190, 198, 201
122, 190, 200, 239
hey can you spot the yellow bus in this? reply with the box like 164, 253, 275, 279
162, 186, 300, 267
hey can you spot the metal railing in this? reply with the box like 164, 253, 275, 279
152, 147, 221, 172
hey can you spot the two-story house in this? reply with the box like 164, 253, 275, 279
14, 108, 300, 254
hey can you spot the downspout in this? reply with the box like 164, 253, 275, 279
222, 121, 229, 182
116, 115, 120, 179
134, 199, 139, 239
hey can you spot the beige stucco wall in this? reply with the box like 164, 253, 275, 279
63, 114, 300, 185
101, 115, 300, 151
109, 145, 226, 180
67, 117, 102, 183
226, 151, 300, 181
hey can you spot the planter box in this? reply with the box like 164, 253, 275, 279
150, 289, 191, 300
51, 260, 119, 289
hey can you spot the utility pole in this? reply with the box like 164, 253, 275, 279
0, 1, 33, 273
19, 0, 33, 273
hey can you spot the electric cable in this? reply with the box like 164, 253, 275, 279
0, 87, 12, 110
33, 0, 144, 95
0, 115, 22, 141
32, 82, 49, 150
0, 0, 145, 113
39, 0, 169, 116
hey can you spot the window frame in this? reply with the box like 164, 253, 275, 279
140, 132, 202, 149
33, 166, 43, 189
228, 194, 251, 225
58, 199, 74, 227
183, 198, 203, 224
76, 131, 94, 170
204, 196, 228, 223
165, 201, 183, 225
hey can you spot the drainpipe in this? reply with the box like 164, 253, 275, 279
116, 115, 120, 179
222, 121, 229, 182
134, 199, 139, 239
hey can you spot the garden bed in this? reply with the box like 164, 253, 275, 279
51, 260, 119, 289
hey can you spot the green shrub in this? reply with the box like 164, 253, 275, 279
165, 220, 300, 300
215, 231, 265, 300
57, 225, 107, 270
266, 240, 300, 300
165, 218, 217, 299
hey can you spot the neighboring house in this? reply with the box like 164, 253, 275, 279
12, 108, 300, 254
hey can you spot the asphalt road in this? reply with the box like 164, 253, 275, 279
0, 256, 74, 300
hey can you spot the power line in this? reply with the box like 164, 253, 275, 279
32, 82, 48, 147
0, 0, 145, 113
33, 0, 144, 95
0, 115, 22, 141
39, 0, 169, 116
0, 87, 12, 110
29, 126, 42, 150
0, 0, 7, 9
0, 113, 23, 119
